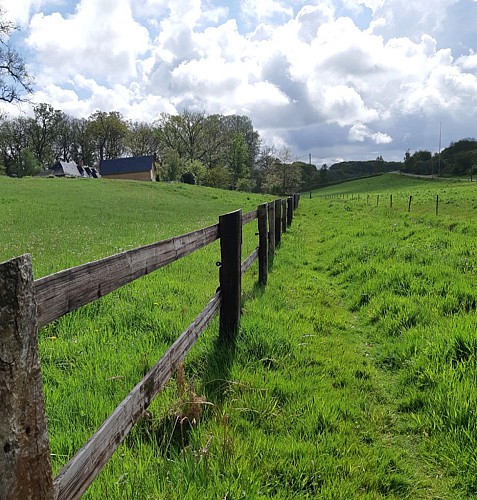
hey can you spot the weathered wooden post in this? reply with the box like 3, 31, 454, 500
408, 195, 413, 213
436, 194, 439, 216
281, 199, 287, 234
0, 255, 55, 500
390, 194, 393, 209
268, 201, 275, 262
287, 196, 293, 226
219, 210, 242, 340
274, 199, 281, 246
257, 203, 268, 286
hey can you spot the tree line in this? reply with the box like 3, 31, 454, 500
403, 138, 477, 177
0, 104, 309, 195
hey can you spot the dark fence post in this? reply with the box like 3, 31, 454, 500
0, 255, 55, 500
436, 194, 439, 216
257, 203, 268, 286
219, 210, 242, 340
268, 201, 275, 262
274, 199, 281, 246
408, 195, 413, 213
281, 199, 287, 234
287, 197, 293, 226
390, 194, 393, 209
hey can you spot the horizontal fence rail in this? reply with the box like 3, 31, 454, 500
1, 194, 300, 499
35, 224, 219, 328
54, 291, 222, 500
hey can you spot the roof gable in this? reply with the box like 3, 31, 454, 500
100, 155, 154, 175
53, 161, 82, 177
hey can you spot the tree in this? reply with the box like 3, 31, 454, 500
52, 113, 75, 162
0, 9, 32, 103
127, 121, 159, 157
319, 164, 328, 184
0, 115, 30, 176
227, 132, 249, 189
70, 117, 96, 166
28, 103, 63, 168
87, 110, 128, 161
263, 146, 301, 195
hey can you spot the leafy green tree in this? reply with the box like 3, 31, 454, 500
203, 165, 231, 189
263, 146, 301, 195
52, 113, 76, 162
28, 103, 63, 168
127, 121, 159, 157
319, 164, 328, 184
87, 110, 128, 161
0, 115, 29, 176
228, 132, 249, 188
70, 117, 96, 166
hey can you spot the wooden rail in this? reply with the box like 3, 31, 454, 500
0, 194, 300, 499
35, 224, 219, 328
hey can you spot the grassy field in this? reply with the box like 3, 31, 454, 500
2, 174, 477, 498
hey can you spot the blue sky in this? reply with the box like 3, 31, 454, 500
3, 0, 477, 165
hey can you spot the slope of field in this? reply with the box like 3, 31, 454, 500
2, 174, 477, 498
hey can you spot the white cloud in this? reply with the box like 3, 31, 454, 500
27, 0, 150, 84
241, 0, 294, 22
2, 0, 47, 27
6, 0, 477, 162
349, 123, 393, 144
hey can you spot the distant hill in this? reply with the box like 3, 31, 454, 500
307, 159, 402, 188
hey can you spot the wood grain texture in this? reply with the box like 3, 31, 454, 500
268, 202, 275, 259
35, 224, 219, 328
257, 203, 268, 286
219, 210, 242, 340
241, 248, 259, 275
242, 209, 258, 225
0, 255, 55, 500
53, 291, 222, 500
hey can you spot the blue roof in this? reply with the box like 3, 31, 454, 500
100, 155, 154, 175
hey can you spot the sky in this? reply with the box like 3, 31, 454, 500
2, 0, 477, 165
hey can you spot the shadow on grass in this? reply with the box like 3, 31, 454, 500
204, 277, 269, 403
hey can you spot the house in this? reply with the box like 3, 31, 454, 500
99, 155, 155, 181
39, 160, 101, 178
52, 160, 82, 177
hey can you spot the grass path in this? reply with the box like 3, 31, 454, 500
3, 175, 475, 497
91, 185, 468, 498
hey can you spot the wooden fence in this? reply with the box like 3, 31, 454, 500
0, 194, 300, 500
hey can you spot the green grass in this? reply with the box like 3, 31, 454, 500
2, 174, 477, 498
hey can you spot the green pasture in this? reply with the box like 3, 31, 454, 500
2, 174, 477, 498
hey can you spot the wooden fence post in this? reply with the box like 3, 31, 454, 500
390, 194, 393, 209
0, 255, 55, 500
257, 203, 268, 286
408, 195, 413, 213
287, 196, 293, 226
274, 199, 281, 246
281, 199, 287, 234
219, 210, 242, 340
268, 201, 275, 262
436, 194, 439, 216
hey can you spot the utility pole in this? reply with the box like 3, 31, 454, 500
438, 122, 442, 177
309, 153, 312, 199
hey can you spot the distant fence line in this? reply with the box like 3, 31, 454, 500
321, 192, 443, 215
0, 193, 300, 500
